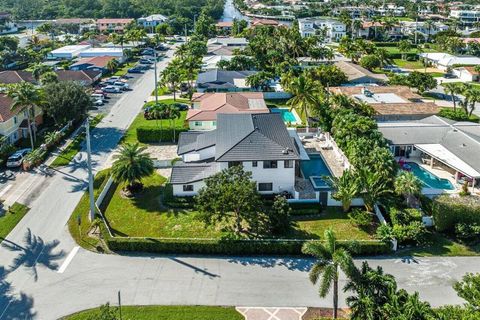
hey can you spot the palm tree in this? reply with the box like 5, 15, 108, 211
111, 143, 154, 192
302, 229, 355, 319
398, 40, 411, 61
464, 87, 480, 117
148, 103, 167, 142
443, 82, 462, 111
424, 20, 435, 42
285, 74, 319, 132
6, 82, 42, 149
160, 59, 184, 101
31, 63, 51, 82
357, 168, 391, 212
395, 171, 422, 208
164, 104, 181, 142
326, 169, 360, 212
106, 59, 119, 74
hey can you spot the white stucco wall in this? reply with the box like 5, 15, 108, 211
242, 160, 296, 194
188, 120, 217, 131
173, 181, 205, 196
181, 146, 216, 162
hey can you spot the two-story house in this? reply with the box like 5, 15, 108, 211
0, 94, 43, 144
96, 18, 133, 32
450, 9, 480, 27
170, 113, 301, 196
298, 17, 346, 43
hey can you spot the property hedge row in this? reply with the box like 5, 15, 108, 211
136, 127, 188, 143
432, 195, 480, 232
386, 52, 419, 60
105, 236, 391, 256
375, 42, 419, 48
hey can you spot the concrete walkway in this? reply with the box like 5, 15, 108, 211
236, 307, 307, 320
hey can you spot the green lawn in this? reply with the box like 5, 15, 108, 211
288, 208, 376, 241
0, 203, 30, 240
50, 115, 104, 168
63, 305, 243, 320
392, 58, 425, 70
104, 173, 375, 241
121, 99, 189, 145
395, 232, 480, 257
113, 61, 136, 76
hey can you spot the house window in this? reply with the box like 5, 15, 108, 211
194, 121, 202, 127
183, 185, 194, 192
228, 161, 242, 168
263, 160, 277, 169
284, 160, 293, 168
212, 121, 216, 126
13, 116, 17, 124
258, 183, 273, 192
252, 161, 258, 167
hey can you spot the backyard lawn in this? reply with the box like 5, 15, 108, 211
113, 61, 136, 76
63, 306, 243, 320
0, 203, 30, 240
103, 173, 376, 241
392, 59, 424, 70
122, 99, 189, 145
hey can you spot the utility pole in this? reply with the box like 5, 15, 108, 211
154, 48, 158, 104
86, 117, 95, 222
184, 23, 187, 42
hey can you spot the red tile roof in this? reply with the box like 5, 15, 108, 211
0, 94, 17, 122
251, 19, 279, 26
216, 21, 233, 28
71, 56, 116, 69
97, 18, 133, 24
0, 71, 34, 84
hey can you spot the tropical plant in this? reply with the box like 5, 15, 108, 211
6, 82, 43, 149
326, 169, 360, 212
357, 168, 392, 212
398, 40, 412, 60
164, 104, 181, 142
395, 171, 422, 207
106, 59, 119, 73
302, 229, 355, 319
453, 273, 480, 310
111, 143, 154, 193
44, 130, 63, 147
160, 59, 185, 101
285, 74, 319, 131
39, 71, 58, 85
443, 82, 462, 111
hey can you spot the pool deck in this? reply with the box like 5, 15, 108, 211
404, 157, 459, 194
302, 137, 345, 178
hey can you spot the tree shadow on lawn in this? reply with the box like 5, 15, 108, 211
129, 184, 191, 217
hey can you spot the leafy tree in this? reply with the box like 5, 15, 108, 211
156, 23, 173, 36
218, 55, 255, 71
232, 18, 248, 36
42, 81, 90, 125
268, 195, 292, 235
31, 63, 51, 82
195, 166, 262, 236
398, 40, 412, 60
389, 72, 436, 94
359, 54, 382, 71
326, 169, 360, 212
302, 229, 355, 319
454, 273, 480, 309
306, 65, 348, 87
39, 71, 58, 85
194, 13, 216, 39
6, 82, 42, 149
246, 71, 274, 91
111, 143, 154, 193
395, 171, 422, 207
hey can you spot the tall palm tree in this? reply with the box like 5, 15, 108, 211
443, 82, 462, 111
464, 87, 480, 117
325, 169, 360, 212
302, 229, 355, 319
357, 168, 391, 212
106, 59, 119, 74
6, 82, 42, 149
149, 103, 167, 142
111, 143, 154, 192
286, 74, 319, 132
395, 171, 422, 208
160, 59, 184, 101
164, 104, 181, 142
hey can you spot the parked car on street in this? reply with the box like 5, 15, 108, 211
128, 67, 144, 74
113, 81, 129, 90
6, 148, 31, 168
139, 58, 154, 65
103, 86, 121, 93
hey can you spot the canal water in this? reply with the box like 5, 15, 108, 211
221, 0, 249, 22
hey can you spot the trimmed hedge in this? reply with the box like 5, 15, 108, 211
105, 236, 391, 256
432, 195, 480, 232
136, 127, 188, 143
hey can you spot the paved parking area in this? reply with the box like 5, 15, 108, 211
236, 307, 307, 320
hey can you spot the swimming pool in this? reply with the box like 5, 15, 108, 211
271, 108, 298, 123
300, 153, 332, 189
405, 162, 455, 190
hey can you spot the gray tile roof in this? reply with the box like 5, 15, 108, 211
196, 69, 257, 90
177, 131, 216, 155
169, 161, 221, 184
378, 116, 480, 175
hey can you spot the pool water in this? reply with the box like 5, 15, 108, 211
405, 162, 455, 190
271, 108, 297, 123
300, 154, 332, 189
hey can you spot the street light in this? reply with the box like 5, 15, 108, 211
85, 116, 95, 221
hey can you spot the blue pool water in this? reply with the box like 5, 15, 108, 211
271, 108, 297, 123
405, 162, 455, 190
300, 154, 332, 189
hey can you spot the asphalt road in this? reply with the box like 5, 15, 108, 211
1, 48, 480, 319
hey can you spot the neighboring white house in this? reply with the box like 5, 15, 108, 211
137, 14, 168, 30
187, 92, 270, 130
401, 21, 449, 38
171, 113, 301, 196
298, 17, 346, 43
420, 52, 480, 71
0, 13, 18, 35
78, 47, 125, 62
48, 45, 92, 60
450, 9, 480, 27
201, 55, 233, 71
453, 66, 480, 82
206, 37, 248, 47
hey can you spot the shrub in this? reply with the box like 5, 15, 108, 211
390, 208, 422, 226
455, 223, 480, 242
432, 195, 480, 232
348, 209, 374, 227
105, 237, 391, 256
392, 221, 427, 245
136, 127, 187, 143
438, 108, 479, 123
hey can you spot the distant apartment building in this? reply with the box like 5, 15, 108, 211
376, 4, 406, 17
333, 6, 374, 19
137, 14, 168, 31
450, 9, 480, 26
298, 17, 346, 42
401, 21, 449, 38
96, 18, 133, 32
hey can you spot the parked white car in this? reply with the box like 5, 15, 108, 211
6, 148, 31, 168
103, 86, 121, 93
113, 81, 129, 90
